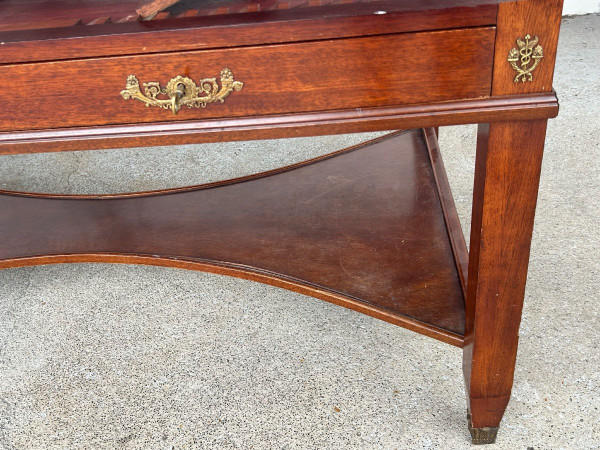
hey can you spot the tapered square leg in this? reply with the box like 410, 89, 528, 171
463, 120, 548, 443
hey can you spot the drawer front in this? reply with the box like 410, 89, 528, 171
1, 28, 494, 132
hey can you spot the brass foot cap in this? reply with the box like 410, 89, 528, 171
467, 414, 499, 445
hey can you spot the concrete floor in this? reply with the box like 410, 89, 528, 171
1, 14, 599, 450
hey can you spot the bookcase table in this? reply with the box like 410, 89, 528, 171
0, 0, 564, 444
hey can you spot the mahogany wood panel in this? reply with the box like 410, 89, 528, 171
492, 0, 564, 95
463, 120, 548, 430
161, 0, 507, 18
461, 0, 563, 440
424, 128, 468, 296
0, 92, 559, 155
0, 1, 498, 64
0, 1, 141, 32
0, 131, 465, 345
0, 28, 495, 133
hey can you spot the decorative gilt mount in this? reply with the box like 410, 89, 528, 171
467, 414, 499, 445
508, 35, 544, 83
120, 68, 243, 115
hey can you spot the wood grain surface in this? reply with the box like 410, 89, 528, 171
0, 0, 498, 65
0, 131, 465, 346
0, 0, 566, 441
462, 0, 563, 437
463, 119, 548, 429
0, 92, 559, 155
0, 28, 495, 133
492, 0, 564, 95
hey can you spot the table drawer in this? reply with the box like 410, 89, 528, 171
1, 27, 494, 132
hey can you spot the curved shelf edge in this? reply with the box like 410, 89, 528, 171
0, 132, 403, 199
0, 253, 465, 348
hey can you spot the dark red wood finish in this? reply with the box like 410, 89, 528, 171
492, 0, 564, 95
0, 0, 565, 444
0, 0, 499, 64
464, 120, 548, 429
0, 92, 559, 155
462, 0, 564, 438
424, 128, 469, 296
0, 28, 495, 132
0, 131, 465, 346
0, 0, 141, 31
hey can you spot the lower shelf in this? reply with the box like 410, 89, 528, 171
0, 129, 467, 346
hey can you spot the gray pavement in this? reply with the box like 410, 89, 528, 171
1, 14, 599, 450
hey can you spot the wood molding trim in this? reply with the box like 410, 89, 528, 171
0, 92, 559, 155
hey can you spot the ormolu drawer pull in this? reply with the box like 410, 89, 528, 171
120, 68, 243, 115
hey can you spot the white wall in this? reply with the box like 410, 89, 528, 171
563, 0, 600, 15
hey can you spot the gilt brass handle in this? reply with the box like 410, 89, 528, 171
120, 68, 244, 115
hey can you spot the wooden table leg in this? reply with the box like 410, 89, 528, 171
463, 119, 548, 444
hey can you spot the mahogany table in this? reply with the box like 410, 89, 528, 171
0, 0, 563, 444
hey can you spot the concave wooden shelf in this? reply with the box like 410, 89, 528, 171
0, 130, 467, 346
